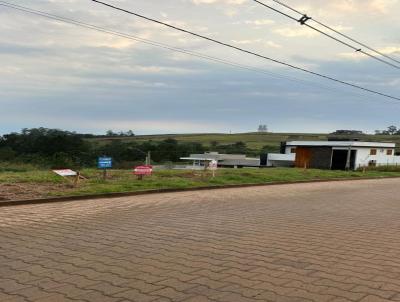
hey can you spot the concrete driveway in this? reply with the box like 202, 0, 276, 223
1, 179, 400, 302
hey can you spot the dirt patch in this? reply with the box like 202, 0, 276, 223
0, 183, 70, 201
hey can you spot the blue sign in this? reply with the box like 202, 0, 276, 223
98, 157, 112, 169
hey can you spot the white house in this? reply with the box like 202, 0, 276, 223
283, 141, 400, 170
180, 142, 400, 171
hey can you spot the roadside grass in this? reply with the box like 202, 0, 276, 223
0, 162, 43, 173
1, 164, 400, 199
362, 165, 400, 172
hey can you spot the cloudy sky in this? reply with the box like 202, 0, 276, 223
1, 0, 400, 135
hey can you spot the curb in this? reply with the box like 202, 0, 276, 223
1, 176, 398, 208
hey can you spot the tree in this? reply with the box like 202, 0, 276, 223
387, 125, 397, 135
0, 147, 15, 160
106, 130, 117, 137
261, 144, 278, 153
1, 128, 91, 165
126, 130, 135, 137
210, 141, 219, 148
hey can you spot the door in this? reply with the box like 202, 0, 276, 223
295, 147, 311, 168
331, 150, 348, 170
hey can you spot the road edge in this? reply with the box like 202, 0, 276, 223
1, 175, 398, 207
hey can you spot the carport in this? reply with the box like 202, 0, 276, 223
295, 146, 356, 170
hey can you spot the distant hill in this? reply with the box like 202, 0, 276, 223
89, 132, 400, 153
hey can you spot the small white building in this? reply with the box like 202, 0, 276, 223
260, 153, 296, 167
283, 141, 400, 170
180, 152, 260, 169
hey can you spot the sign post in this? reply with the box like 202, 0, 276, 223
208, 160, 218, 178
134, 165, 153, 180
98, 157, 113, 180
52, 169, 85, 187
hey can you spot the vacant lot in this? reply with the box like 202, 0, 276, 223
1, 166, 400, 201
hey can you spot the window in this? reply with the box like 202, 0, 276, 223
290, 148, 296, 154
370, 149, 377, 155
387, 149, 393, 155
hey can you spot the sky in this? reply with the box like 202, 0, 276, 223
1, 0, 400, 135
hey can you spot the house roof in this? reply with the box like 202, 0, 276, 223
286, 141, 395, 148
180, 157, 216, 161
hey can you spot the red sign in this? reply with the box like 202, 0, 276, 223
134, 165, 153, 175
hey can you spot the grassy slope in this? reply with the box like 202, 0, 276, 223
89, 132, 400, 152
1, 167, 400, 199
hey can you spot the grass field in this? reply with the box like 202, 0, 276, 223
90, 132, 400, 152
1, 165, 400, 201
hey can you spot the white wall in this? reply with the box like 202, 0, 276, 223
354, 147, 400, 168
285, 146, 295, 154
266, 153, 295, 167
285, 146, 400, 169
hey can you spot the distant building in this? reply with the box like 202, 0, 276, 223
258, 125, 268, 132
181, 141, 400, 171
180, 152, 259, 169
260, 153, 295, 167
330, 130, 364, 135
282, 141, 400, 170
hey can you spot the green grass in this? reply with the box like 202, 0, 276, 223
88, 132, 400, 152
0, 162, 43, 173
1, 165, 400, 199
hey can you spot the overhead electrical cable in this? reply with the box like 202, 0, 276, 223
0, 1, 355, 95
90, 0, 400, 101
1, 1, 399, 102
252, 0, 400, 70
268, 0, 400, 66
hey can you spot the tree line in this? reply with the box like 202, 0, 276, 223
0, 128, 251, 168
375, 126, 400, 136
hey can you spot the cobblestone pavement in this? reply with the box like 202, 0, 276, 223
2, 179, 400, 302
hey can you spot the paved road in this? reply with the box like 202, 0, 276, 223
2, 179, 400, 302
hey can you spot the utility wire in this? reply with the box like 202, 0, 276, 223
252, 0, 400, 69
268, 0, 400, 65
0, 1, 353, 95
1, 1, 399, 102
90, 0, 400, 101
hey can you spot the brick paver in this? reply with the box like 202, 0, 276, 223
2, 179, 400, 301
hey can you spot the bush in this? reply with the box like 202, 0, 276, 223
0, 147, 15, 161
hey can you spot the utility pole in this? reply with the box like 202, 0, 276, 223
146, 151, 151, 165
132, 147, 149, 165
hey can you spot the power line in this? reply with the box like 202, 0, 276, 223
0, 1, 355, 96
90, 0, 400, 101
1, 1, 384, 101
1, 1, 399, 102
268, 0, 400, 66
252, 0, 400, 69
